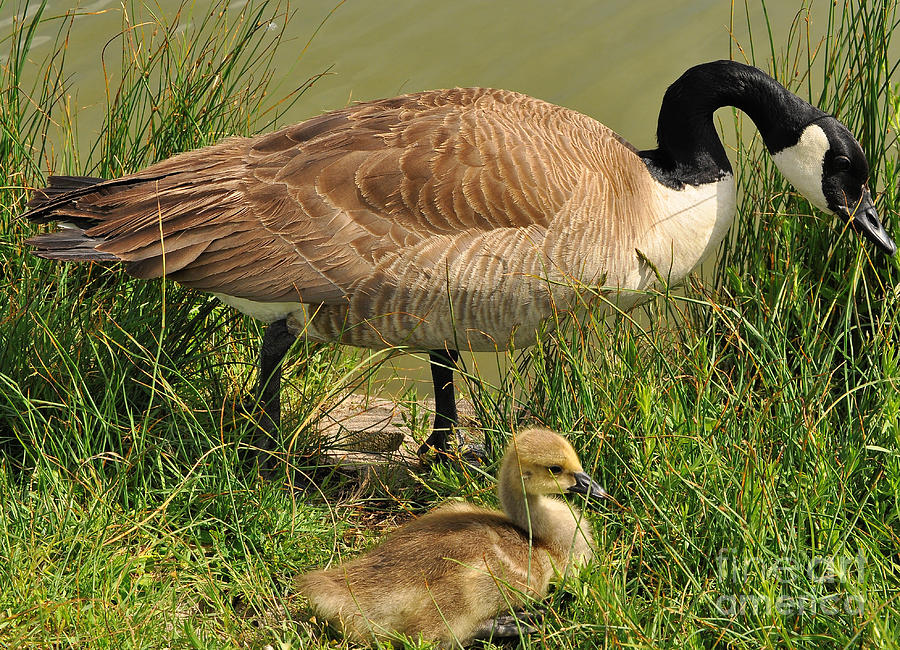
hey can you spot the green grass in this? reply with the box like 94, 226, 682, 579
2, 0, 900, 648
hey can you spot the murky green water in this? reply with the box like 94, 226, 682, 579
7, 1, 808, 147
4, 0, 834, 396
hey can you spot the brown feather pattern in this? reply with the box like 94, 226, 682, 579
25, 87, 728, 351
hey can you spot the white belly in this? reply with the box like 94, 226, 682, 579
212, 293, 304, 323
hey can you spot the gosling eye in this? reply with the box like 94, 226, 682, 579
833, 155, 851, 172
548, 465, 563, 475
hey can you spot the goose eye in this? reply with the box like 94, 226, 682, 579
834, 155, 851, 171
548, 465, 563, 475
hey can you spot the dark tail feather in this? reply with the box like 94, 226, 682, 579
25, 176, 116, 261
25, 227, 119, 262
25, 175, 107, 225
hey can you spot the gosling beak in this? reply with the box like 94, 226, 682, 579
841, 188, 896, 256
568, 471, 609, 501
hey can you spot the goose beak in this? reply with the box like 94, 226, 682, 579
841, 188, 896, 256
568, 471, 609, 501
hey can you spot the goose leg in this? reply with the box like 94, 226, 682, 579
417, 349, 487, 463
249, 319, 296, 451
427, 348, 460, 452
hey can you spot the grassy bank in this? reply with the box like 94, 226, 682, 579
1, 0, 899, 648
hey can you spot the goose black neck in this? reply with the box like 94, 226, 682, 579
640, 60, 828, 188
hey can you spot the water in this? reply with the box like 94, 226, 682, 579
5, 0, 818, 397
8, 1, 804, 147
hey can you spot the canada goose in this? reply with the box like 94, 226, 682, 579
297, 427, 605, 646
24, 60, 896, 458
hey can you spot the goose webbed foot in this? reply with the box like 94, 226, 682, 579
416, 428, 489, 467
458, 441, 489, 466
472, 608, 544, 640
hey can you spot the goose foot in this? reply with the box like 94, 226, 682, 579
417, 442, 489, 469
458, 441, 489, 466
473, 608, 544, 640
417, 433, 489, 467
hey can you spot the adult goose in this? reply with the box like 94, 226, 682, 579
297, 427, 604, 646
24, 60, 896, 458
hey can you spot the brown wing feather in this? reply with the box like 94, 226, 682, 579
25, 88, 641, 304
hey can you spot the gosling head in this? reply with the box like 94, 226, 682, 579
504, 428, 608, 500
770, 117, 896, 256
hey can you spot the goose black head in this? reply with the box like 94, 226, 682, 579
771, 117, 896, 256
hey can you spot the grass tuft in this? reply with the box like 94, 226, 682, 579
1, 0, 899, 648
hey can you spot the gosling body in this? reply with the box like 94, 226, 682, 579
297, 428, 605, 646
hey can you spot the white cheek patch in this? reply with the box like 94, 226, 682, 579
771, 123, 832, 214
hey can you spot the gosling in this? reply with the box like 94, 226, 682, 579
297, 427, 607, 646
